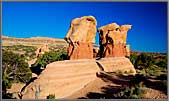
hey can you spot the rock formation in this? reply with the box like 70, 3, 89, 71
20, 17, 137, 99
35, 44, 49, 57
98, 23, 132, 58
96, 57, 136, 74
21, 59, 100, 99
21, 57, 136, 99
64, 16, 97, 60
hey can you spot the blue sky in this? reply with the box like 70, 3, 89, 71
2, 2, 167, 53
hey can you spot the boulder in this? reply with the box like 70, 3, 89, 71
97, 57, 136, 75
64, 16, 97, 60
21, 59, 100, 99
98, 23, 132, 58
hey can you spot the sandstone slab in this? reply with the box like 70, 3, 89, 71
21, 57, 136, 99
21, 59, 100, 99
97, 57, 136, 75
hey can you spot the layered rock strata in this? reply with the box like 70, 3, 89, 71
21, 59, 100, 99
21, 57, 136, 99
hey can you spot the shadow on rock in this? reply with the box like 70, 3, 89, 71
78, 85, 121, 99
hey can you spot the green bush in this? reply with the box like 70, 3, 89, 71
129, 53, 167, 77
3, 45, 36, 60
132, 53, 155, 69
2, 50, 32, 83
129, 53, 138, 66
32, 49, 68, 68
155, 56, 167, 69
2, 50, 32, 98
114, 82, 147, 99
47, 94, 55, 99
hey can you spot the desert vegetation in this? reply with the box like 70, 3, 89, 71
2, 47, 68, 99
2, 50, 32, 98
3, 45, 36, 61
104, 53, 167, 99
30, 49, 68, 75
76, 52, 167, 99
32, 49, 68, 69
129, 52, 167, 77
120, 53, 167, 99
47, 94, 55, 99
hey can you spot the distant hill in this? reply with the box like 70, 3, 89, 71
2, 36, 68, 47
130, 50, 167, 55
2, 36, 166, 55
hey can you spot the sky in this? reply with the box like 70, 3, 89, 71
2, 2, 168, 53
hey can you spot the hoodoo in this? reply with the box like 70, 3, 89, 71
64, 16, 97, 60
98, 23, 132, 58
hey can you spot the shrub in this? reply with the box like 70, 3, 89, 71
32, 49, 68, 69
135, 53, 155, 69
3, 45, 36, 60
2, 50, 32, 98
114, 82, 147, 99
155, 56, 167, 69
129, 53, 138, 66
129, 53, 166, 76
47, 94, 55, 99
2, 50, 32, 83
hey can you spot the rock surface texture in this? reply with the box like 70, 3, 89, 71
21, 57, 136, 99
96, 57, 136, 74
21, 59, 100, 99
98, 23, 132, 58
64, 16, 97, 60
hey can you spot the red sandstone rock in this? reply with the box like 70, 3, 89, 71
64, 16, 97, 60
98, 23, 132, 58
67, 42, 93, 60
102, 43, 126, 57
